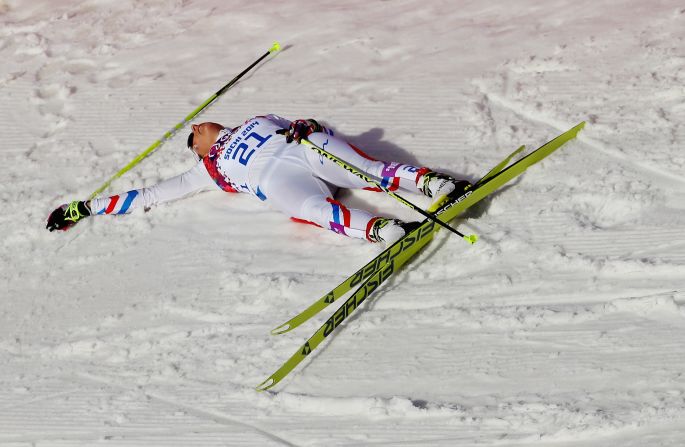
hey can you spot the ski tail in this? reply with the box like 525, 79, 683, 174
256, 206, 440, 392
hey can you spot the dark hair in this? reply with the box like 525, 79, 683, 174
186, 132, 194, 149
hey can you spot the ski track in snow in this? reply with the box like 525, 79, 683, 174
2, 0, 685, 445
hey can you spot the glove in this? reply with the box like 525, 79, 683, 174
46, 200, 91, 232
276, 119, 322, 144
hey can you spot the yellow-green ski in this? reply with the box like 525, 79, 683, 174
256, 122, 585, 392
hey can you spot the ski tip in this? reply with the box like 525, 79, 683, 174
270, 323, 291, 336
269, 41, 281, 54
255, 378, 275, 392
464, 234, 478, 244
569, 121, 586, 134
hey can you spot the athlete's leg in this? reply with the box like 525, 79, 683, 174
304, 132, 471, 201
304, 133, 429, 193
257, 152, 378, 241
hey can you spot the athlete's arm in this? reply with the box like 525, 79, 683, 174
46, 162, 219, 231
89, 161, 217, 215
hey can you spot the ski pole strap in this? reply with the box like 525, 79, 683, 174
89, 42, 281, 200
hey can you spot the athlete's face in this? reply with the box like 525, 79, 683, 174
189, 122, 223, 159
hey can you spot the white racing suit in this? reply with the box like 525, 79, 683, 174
90, 115, 432, 241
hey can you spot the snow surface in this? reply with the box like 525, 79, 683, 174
2, 0, 685, 445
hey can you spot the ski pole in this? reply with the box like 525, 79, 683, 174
299, 137, 478, 244
89, 41, 281, 200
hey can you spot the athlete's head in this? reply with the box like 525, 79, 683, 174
187, 122, 224, 160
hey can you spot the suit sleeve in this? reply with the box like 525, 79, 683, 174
89, 161, 220, 215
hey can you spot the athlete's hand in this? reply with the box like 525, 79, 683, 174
46, 200, 91, 232
276, 119, 322, 144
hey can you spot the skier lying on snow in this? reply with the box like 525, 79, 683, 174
46, 115, 470, 244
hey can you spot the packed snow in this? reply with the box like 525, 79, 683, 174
1, 0, 684, 445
